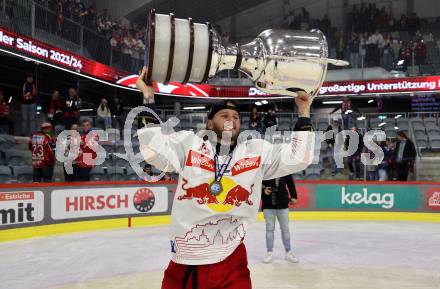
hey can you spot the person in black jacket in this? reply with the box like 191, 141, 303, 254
261, 175, 299, 264
345, 127, 364, 180
393, 131, 416, 181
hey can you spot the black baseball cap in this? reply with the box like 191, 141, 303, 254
207, 100, 240, 120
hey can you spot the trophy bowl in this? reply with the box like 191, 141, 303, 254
144, 9, 349, 97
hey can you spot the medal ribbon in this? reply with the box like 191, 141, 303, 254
214, 154, 232, 183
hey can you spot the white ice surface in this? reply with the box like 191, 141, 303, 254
1, 221, 440, 289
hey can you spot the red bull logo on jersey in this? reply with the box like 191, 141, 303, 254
178, 177, 254, 212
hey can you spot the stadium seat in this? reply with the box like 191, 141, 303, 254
106, 128, 121, 141
54, 125, 65, 135
114, 143, 126, 154
89, 167, 107, 181
126, 167, 141, 181
0, 134, 15, 152
430, 140, 440, 149
316, 119, 328, 131
107, 166, 125, 181
420, 65, 435, 75
414, 130, 427, 140
407, 65, 419, 76
416, 139, 428, 149
0, 166, 12, 183
356, 119, 367, 130
101, 157, 113, 167
424, 118, 438, 129
6, 149, 25, 166
100, 142, 114, 154
396, 119, 409, 131
192, 115, 205, 124
279, 115, 291, 121
278, 121, 291, 131
369, 118, 381, 128
428, 129, 440, 138
385, 129, 397, 138
13, 166, 33, 183
113, 158, 129, 168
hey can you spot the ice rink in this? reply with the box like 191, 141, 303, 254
2, 220, 440, 289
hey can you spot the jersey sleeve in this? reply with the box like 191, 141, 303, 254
137, 126, 194, 173
262, 130, 315, 180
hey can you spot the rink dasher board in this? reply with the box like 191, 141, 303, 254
0, 180, 439, 232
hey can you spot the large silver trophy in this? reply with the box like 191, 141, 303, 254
144, 9, 349, 97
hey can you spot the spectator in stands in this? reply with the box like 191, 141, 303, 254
414, 38, 427, 65
263, 107, 277, 132
261, 175, 299, 264
334, 30, 345, 61
348, 32, 360, 68
325, 121, 341, 176
0, 90, 14, 135
341, 96, 353, 130
345, 127, 364, 180
162, 172, 177, 181
319, 14, 331, 36
378, 140, 391, 181
367, 30, 384, 66
121, 32, 134, 70
29, 122, 56, 182
359, 32, 368, 67
143, 163, 159, 181
376, 95, 384, 113
393, 131, 416, 181
382, 38, 395, 70
76, 119, 97, 181
64, 88, 81, 129
407, 13, 420, 36
71, 0, 86, 22
48, 89, 63, 127
364, 144, 379, 180
398, 42, 412, 70
112, 97, 125, 133
249, 106, 263, 134
64, 123, 79, 182
399, 14, 409, 32
21, 74, 37, 136
131, 33, 145, 73
96, 98, 112, 129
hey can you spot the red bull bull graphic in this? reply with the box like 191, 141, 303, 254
223, 185, 254, 207
178, 177, 255, 213
178, 178, 218, 205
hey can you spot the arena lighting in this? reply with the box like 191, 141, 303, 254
322, 100, 343, 104
394, 126, 399, 130
183, 106, 205, 110
368, 99, 374, 103
378, 122, 386, 127
261, 100, 268, 104
79, 109, 94, 112
394, 114, 402, 119
255, 102, 263, 106
0, 48, 139, 92
8, 96, 12, 103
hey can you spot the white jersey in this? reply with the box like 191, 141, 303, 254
138, 126, 314, 265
